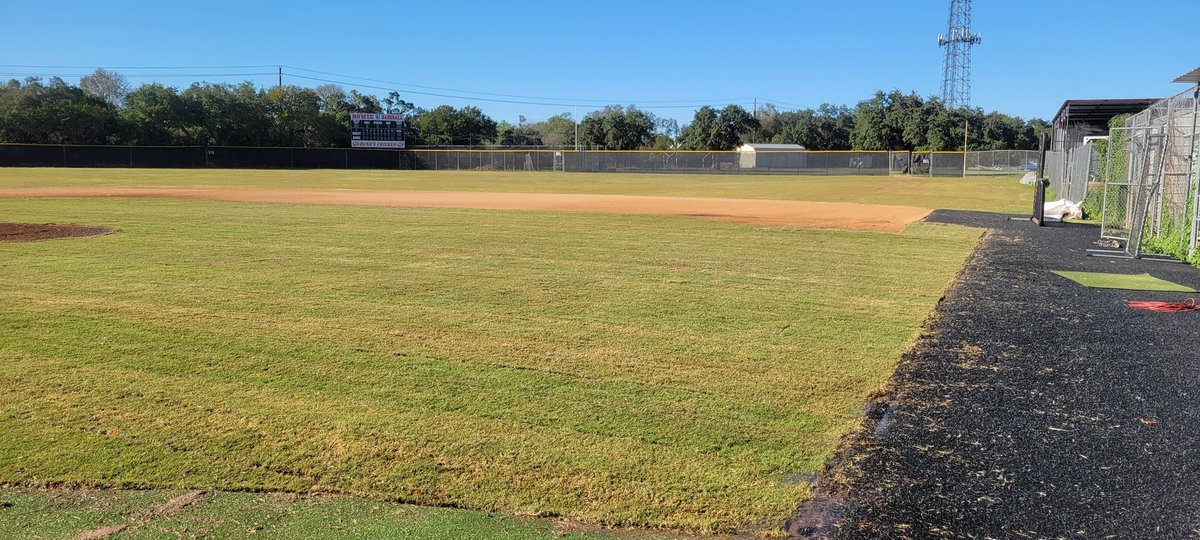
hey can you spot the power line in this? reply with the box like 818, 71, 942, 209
284, 72, 756, 110
0, 62, 797, 112
282, 65, 752, 105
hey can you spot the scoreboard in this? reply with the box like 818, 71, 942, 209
350, 113, 405, 149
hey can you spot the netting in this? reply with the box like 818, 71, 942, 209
930, 152, 965, 177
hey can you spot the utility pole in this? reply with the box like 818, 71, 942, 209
574, 102, 579, 151
277, 67, 282, 89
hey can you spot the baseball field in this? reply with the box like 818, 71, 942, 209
0, 169, 1026, 537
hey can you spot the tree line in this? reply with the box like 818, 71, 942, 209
0, 69, 1047, 151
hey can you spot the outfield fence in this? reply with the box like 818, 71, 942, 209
0, 143, 1037, 178
406, 149, 901, 175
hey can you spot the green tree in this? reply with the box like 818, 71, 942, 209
678, 105, 759, 150
526, 113, 576, 147
181, 82, 271, 146
265, 86, 323, 147
413, 105, 498, 145
678, 106, 721, 150
121, 83, 203, 145
578, 106, 656, 150
0, 77, 120, 144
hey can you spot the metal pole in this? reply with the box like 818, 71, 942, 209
962, 118, 969, 178
1187, 84, 1200, 257
1033, 134, 1048, 225
574, 103, 579, 151
1101, 133, 1113, 237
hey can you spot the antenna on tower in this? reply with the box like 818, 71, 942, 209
937, 0, 982, 109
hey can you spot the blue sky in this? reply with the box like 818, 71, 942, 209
2, 0, 1197, 124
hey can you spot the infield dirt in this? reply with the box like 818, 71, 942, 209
0, 187, 931, 232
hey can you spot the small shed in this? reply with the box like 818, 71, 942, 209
737, 143, 806, 170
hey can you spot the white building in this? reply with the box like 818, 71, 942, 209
736, 143, 806, 170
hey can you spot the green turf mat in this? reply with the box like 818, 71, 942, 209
1052, 271, 1196, 292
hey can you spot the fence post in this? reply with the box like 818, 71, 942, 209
129, 146, 134, 168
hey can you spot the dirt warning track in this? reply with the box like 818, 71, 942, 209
0, 187, 931, 232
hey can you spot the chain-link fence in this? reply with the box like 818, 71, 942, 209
404, 150, 898, 175
1044, 150, 1066, 192
1, 143, 1050, 179
1057, 143, 1098, 203
1099, 86, 1200, 259
965, 150, 1040, 176
0, 145, 904, 176
0, 144, 411, 169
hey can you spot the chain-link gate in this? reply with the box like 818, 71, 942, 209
1094, 85, 1200, 260
1097, 126, 1164, 258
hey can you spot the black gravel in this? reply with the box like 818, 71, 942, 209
788, 211, 1200, 539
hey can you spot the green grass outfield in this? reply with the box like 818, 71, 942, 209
0, 168, 1031, 213
0, 488, 626, 540
0, 170, 999, 536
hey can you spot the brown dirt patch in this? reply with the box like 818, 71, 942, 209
150, 490, 207, 517
0, 187, 931, 233
73, 524, 127, 540
0, 222, 113, 242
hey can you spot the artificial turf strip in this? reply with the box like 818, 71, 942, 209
0, 167, 1035, 214
0, 197, 980, 533
1051, 271, 1196, 292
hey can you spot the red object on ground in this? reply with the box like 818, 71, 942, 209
1127, 299, 1200, 312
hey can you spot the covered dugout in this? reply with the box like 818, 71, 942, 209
737, 143, 806, 170
1050, 99, 1157, 152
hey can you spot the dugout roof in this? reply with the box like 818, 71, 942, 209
1050, 98, 1159, 151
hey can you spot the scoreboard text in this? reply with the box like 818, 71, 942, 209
350, 113, 405, 149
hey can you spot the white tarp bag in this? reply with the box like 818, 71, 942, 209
1019, 171, 1038, 185
1043, 198, 1083, 221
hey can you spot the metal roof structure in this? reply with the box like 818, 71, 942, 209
1050, 99, 1159, 151
1172, 66, 1200, 84
1051, 99, 1159, 124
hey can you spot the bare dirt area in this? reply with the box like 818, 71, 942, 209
0, 187, 931, 232
0, 222, 114, 242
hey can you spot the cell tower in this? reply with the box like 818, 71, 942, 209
937, 0, 982, 109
